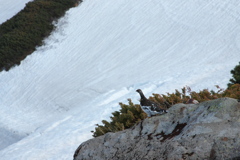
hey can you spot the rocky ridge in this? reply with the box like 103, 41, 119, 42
74, 98, 240, 160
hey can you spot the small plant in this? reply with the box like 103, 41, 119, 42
228, 62, 240, 88
149, 85, 225, 107
223, 83, 240, 99
91, 99, 147, 137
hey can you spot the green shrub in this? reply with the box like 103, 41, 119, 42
228, 62, 240, 88
91, 99, 147, 137
91, 84, 240, 137
0, 0, 81, 71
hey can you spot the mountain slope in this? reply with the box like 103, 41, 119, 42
0, 0, 240, 159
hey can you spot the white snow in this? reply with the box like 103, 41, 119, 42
1, 0, 240, 159
0, 0, 33, 24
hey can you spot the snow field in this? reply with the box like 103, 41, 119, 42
0, 0, 240, 159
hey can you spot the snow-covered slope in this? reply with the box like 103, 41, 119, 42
0, 0, 240, 159
0, 0, 32, 24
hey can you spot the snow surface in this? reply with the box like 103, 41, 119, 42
1, 0, 240, 159
0, 0, 32, 24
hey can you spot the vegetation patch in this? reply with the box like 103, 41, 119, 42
228, 62, 240, 88
91, 99, 147, 137
92, 84, 240, 137
0, 0, 81, 71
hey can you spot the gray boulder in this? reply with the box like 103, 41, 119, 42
74, 98, 240, 160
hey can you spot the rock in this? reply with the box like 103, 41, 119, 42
73, 98, 240, 160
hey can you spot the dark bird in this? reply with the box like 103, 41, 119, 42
136, 89, 168, 117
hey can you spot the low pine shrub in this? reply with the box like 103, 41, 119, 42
91, 84, 240, 137
91, 99, 147, 137
228, 62, 240, 88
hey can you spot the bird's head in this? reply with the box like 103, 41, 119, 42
136, 89, 142, 93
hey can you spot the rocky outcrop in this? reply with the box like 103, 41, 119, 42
74, 98, 240, 160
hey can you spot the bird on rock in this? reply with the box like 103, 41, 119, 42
136, 89, 168, 117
